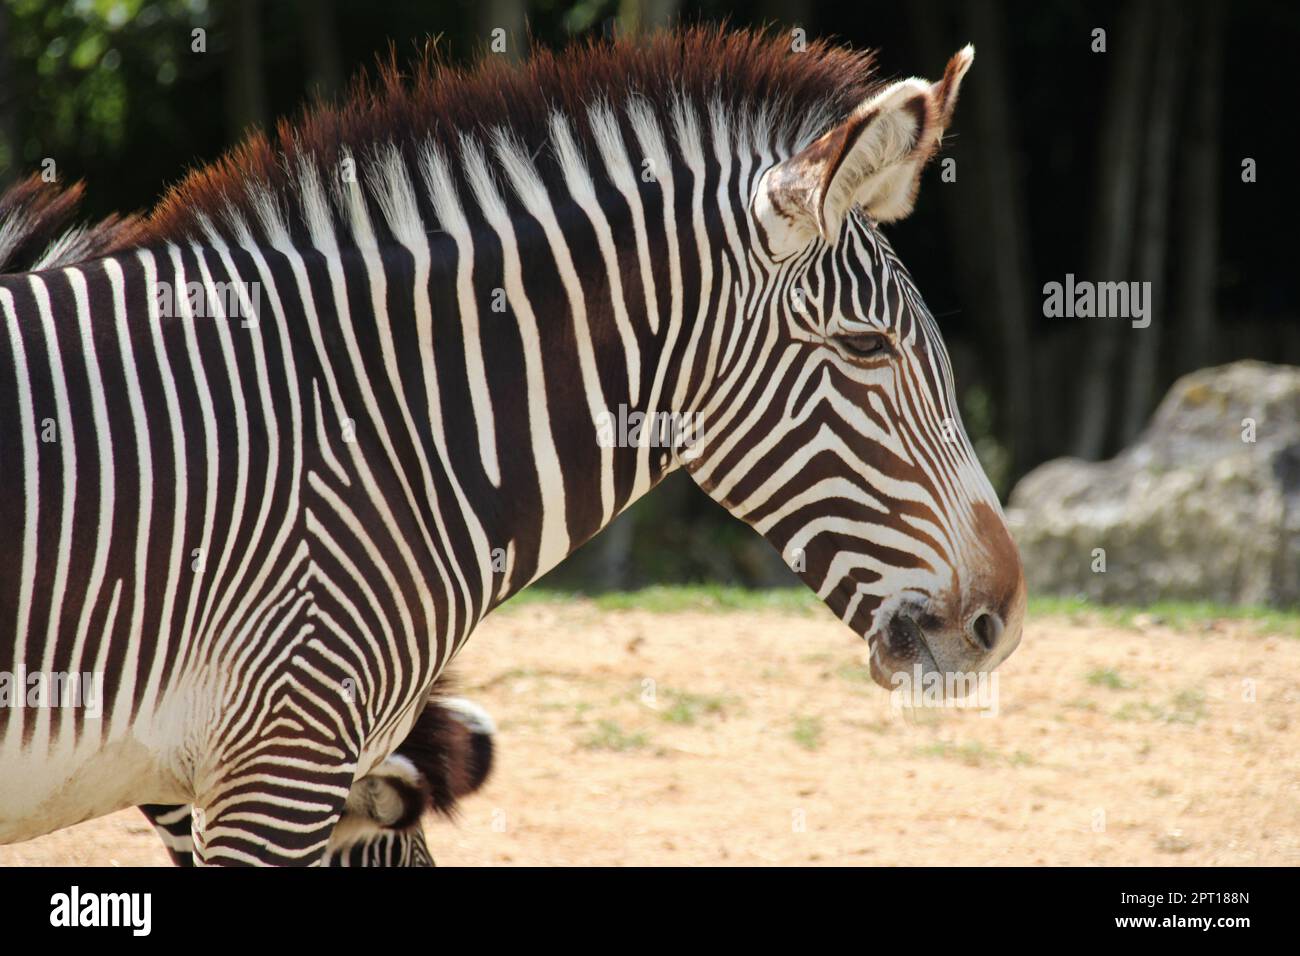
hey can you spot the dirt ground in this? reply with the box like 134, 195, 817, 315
3, 602, 1297, 866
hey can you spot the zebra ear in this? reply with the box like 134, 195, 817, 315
754, 45, 973, 257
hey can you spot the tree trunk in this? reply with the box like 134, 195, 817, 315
591, 505, 638, 591
961, 0, 1036, 478
298, 0, 343, 101
1121, 1, 1186, 442
0, 3, 23, 186
1071, 2, 1154, 459
910, 0, 1037, 481
1176, 0, 1225, 376
224, 0, 269, 142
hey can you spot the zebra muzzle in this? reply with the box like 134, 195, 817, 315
870, 610, 941, 687
884, 611, 936, 660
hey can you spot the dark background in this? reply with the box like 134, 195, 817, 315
1, 0, 1294, 588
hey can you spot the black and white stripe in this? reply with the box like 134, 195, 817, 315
138, 690, 494, 867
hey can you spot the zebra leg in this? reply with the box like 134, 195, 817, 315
322, 818, 435, 867
139, 802, 434, 867
137, 693, 495, 866
190, 746, 358, 866
319, 694, 496, 865
138, 803, 196, 867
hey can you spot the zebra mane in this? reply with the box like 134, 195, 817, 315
0, 176, 140, 273
123, 26, 881, 254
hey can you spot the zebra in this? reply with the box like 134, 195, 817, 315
0, 27, 1025, 864
0, 181, 495, 866
142, 688, 495, 867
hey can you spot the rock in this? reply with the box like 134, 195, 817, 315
1006, 361, 1300, 607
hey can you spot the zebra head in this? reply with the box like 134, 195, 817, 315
686, 47, 1026, 689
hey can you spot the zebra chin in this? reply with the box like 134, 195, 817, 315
863, 596, 1025, 693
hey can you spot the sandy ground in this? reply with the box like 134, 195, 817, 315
3, 603, 1297, 866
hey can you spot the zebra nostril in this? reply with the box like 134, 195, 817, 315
968, 611, 1004, 653
885, 612, 925, 656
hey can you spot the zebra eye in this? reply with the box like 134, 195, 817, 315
836, 332, 890, 359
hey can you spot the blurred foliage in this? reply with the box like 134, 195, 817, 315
1, 0, 217, 201
960, 384, 1010, 495
0, 0, 635, 207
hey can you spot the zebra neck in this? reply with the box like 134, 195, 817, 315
139, 129, 750, 632
442, 167, 751, 610
268, 213, 714, 622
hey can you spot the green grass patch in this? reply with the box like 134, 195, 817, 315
500, 587, 1300, 637
659, 690, 734, 725
591, 585, 823, 614
915, 740, 1035, 767
493, 589, 583, 610
1029, 595, 1300, 637
791, 716, 824, 751
580, 719, 649, 752
1115, 689, 1207, 726
1169, 689, 1208, 724
498, 585, 822, 615
915, 740, 994, 766
1086, 668, 1135, 691
835, 660, 875, 683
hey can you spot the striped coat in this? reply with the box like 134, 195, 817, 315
0, 28, 1024, 863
